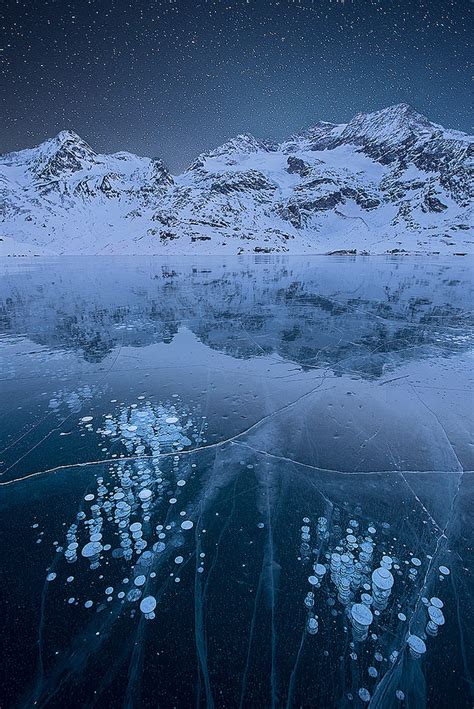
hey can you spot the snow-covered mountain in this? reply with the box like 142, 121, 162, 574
1, 104, 472, 255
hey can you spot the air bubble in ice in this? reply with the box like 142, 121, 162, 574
358, 688, 371, 703
351, 603, 373, 640
428, 606, 445, 627
371, 566, 394, 607
407, 634, 426, 658
330, 553, 341, 572
317, 517, 328, 533
313, 563, 326, 579
127, 588, 142, 602
81, 541, 103, 558
181, 520, 193, 530
372, 567, 394, 591
140, 595, 157, 614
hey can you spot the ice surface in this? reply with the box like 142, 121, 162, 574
0, 256, 472, 708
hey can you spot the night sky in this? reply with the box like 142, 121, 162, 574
1, 0, 472, 171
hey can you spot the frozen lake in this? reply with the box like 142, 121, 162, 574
0, 256, 472, 707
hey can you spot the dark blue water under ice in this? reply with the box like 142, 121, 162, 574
0, 255, 472, 708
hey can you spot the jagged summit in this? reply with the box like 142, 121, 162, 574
32, 131, 97, 178
342, 103, 435, 144
210, 133, 276, 154
282, 104, 439, 155
188, 132, 278, 170
363, 102, 429, 122
53, 129, 89, 145
29, 129, 96, 160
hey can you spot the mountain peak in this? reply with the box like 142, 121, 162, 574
54, 129, 84, 144
363, 103, 431, 125
340, 103, 436, 149
48, 130, 96, 155
382, 102, 419, 114
187, 132, 277, 170
215, 133, 277, 155
32, 130, 97, 180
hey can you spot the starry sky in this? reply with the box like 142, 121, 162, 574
1, 0, 472, 171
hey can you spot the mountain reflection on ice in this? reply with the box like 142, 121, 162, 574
0, 256, 472, 708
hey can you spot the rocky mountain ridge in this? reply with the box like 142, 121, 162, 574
1, 103, 472, 255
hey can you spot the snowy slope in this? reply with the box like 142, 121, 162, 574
0, 130, 173, 254
1, 105, 472, 255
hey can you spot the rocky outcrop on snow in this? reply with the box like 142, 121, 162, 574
1, 105, 472, 254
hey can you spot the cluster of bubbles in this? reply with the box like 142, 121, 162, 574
301, 518, 327, 635
298, 508, 450, 704
43, 396, 206, 620
49, 384, 95, 416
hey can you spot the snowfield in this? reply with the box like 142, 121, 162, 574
1, 104, 472, 255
